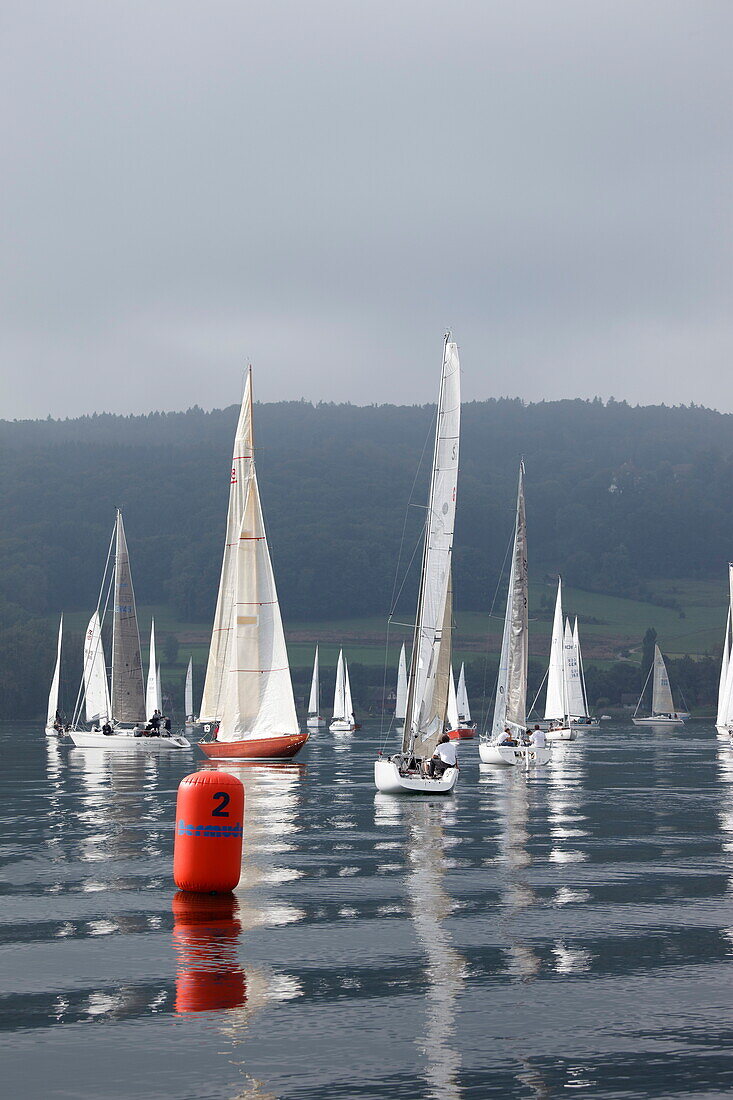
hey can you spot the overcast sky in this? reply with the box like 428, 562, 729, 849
1, 1, 731, 418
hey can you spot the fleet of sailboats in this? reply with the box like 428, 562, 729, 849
375, 335, 461, 794
632, 644, 684, 726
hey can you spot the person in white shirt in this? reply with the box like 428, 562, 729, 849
530, 725, 546, 749
426, 734, 458, 777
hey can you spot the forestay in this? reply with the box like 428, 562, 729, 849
651, 645, 675, 715
84, 611, 111, 724
200, 371, 255, 723
216, 470, 299, 742
403, 339, 460, 759
491, 462, 528, 739
111, 512, 146, 724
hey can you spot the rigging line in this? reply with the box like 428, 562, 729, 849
478, 523, 515, 734
528, 666, 549, 718
70, 523, 116, 729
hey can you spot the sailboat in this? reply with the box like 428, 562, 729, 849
395, 642, 408, 728
198, 369, 308, 760
565, 618, 599, 729
632, 643, 684, 725
45, 615, 64, 735
329, 649, 356, 732
479, 463, 551, 767
716, 565, 733, 734
306, 646, 326, 728
70, 511, 191, 751
446, 662, 476, 740
542, 578, 577, 742
375, 335, 460, 794
184, 657, 195, 733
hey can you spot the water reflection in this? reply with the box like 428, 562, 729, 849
376, 796, 465, 1100
172, 892, 247, 1013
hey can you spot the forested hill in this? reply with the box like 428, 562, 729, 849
3, 396, 733, 632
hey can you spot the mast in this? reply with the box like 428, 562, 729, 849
110, 510, 146, 724
491, 461, 528, 739
402, 336, 461, 757
200, 366, 255, 723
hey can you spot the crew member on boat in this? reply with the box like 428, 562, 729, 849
530, 725, 546, 749
425, 734, 458, 778
498, 727, 518, 746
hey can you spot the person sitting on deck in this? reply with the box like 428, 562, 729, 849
530, 726, 546, 749
101, 722, 113, 736
426, 734, 458, 778
498, 727, 518, 746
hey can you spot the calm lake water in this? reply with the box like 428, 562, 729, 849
3, 719, 733, 1099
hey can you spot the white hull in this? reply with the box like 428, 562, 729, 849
570, 718, 599, 729
374, 759, 458, 795
69, 730, 192, 752
45, 725, 65, 738
329, 719, 355, 732
307, 716, 326, 728
545, 726, 577, 742
479, 742, 551, 767
632, 716, 685, 726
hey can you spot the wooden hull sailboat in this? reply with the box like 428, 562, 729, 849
479, 463, 551, 769
375, 335, 461, 795
196, 368, 307, 762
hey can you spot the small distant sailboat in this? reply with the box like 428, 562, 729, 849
184, 657, 195, 733
70, 512, 191, 751
198, 368, 308, 760
45, 615, 64, 735
395, 642, 408, 728
446, 663, 476, 740
632, 644, 684, 726
479, 462, 551, 767
330, 649, 356, 732
375, 335, 460, 794
543, 578, 577, 742
307, 646, 326, 728
564, 618, 598, 729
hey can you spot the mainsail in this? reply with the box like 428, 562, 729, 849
146, 619, 160, 720
403, 338, 460, 759
110, 511, 146, 724
199, 372, 255, 723
216, 459, 299, 742
716, 564, 733, 728
84, 611, 111, 724
651, 644, 675, 715
343, 655, 355, 724
308, 646, 320, 717
447, 667, 460, 731
456, 663, 471, 724
564, 619, 587, 720
46, 615, 63, 728
395, 643, 408, 721
333, 650, 346, 720
491, 462, 528, 739
185, 658, 194, 722
572, 617, 589, 718
544, 578, 566, 722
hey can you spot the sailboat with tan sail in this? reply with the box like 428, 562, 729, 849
198, 368, 308, 760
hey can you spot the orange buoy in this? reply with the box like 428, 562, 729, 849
173, 770, 244, 893
172, 890, 247, 1013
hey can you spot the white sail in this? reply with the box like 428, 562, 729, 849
333, 650, 346, 720
46, 615, 63, 728
447, 667, 459, 730
185, 658, 194, 721
308, 646, 320, 716
216, 464, 300, 742
110, 511, 146, 724
395, 643, 408, 721
84, 611, 111, 724
456, 663, 471, 724
544, 578, 566, 721
491, 462, 528, 739
146, 620, 159, 719
717, 614, 731, 727
403, 338, 461, 759
651, 644, 675, 715
156, 664, 162, 713
343, 655, 355, 724
564, 619, 586, 720
199, 371, 255, 723
573, 617, 589, 718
